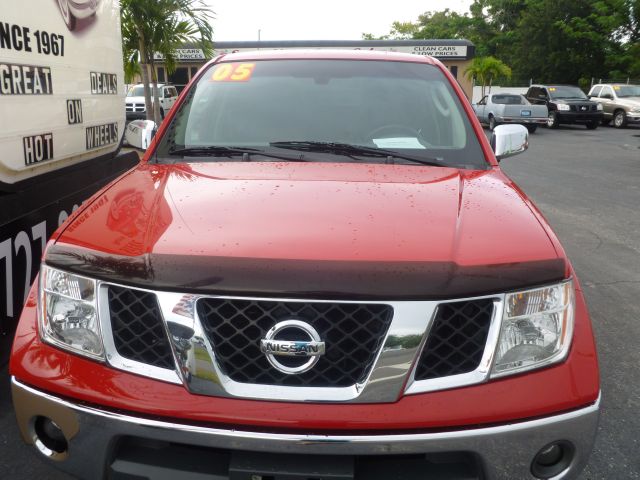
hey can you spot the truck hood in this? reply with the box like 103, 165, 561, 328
47, 162, 566, 299
616, 97, 640, 108
125, 96, 151, 103
553, 98, 595, 105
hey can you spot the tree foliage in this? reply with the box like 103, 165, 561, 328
465, 56, 512, 97
121, 0, 213, 123
368, 0, 640, 84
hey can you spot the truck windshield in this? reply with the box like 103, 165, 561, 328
492, 94, 527, 105
549, 86, 588, 100
127, 86, 145, 97
615, 85, 640, 97
156, 59, 487, 169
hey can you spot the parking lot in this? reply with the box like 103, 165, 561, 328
498, 124, 640, 479
1, 123, 639, 479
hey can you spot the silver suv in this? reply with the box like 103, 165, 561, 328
588, 84, 640, 128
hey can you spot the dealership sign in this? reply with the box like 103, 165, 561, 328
158, 44, 469, 63
154, 49, 206, 61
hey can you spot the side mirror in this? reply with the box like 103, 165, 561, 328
602, 94, 613, 100
125, 120, 157, 150
490, 124, 529, 161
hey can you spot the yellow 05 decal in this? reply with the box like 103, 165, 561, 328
211, 63, 256, 82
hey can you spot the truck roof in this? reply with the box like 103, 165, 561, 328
215, 49, 440, 65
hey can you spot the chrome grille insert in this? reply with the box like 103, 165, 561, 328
414, 299, 494, 380
197, 299, 393, 387
107, 286, 174, 370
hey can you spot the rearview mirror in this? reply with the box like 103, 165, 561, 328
125, 120, 157, 150
490, 124, 529, 161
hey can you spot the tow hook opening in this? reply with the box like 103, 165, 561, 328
31, 416, 69, 460
531, 441, 575, 479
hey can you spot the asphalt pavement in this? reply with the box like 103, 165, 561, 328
498, 123, 640, 479
0, 123, 639, 479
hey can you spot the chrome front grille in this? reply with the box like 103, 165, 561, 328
100, 283, 503, 403
569, 104, 597, 112
196, 299, 393, 387
126, 103, 146, 112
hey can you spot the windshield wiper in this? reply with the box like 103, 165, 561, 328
270, 141, 443, 167
168, 146, 308, 162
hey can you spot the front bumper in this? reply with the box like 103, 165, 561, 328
12, 377, 600, 480
556, 111, 603, 124
625, 112, 640, 123
126, 110, 147, 121
496, 116, 547, 125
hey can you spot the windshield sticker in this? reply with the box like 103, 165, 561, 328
210, 63, 255, 82
548, 87, 556, 92
372, 137, 426, 149
614, 86, 620, 90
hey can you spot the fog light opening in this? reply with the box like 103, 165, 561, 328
531, 441, 575, 479
32, 416, 68, 458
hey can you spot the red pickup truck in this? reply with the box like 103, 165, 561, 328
10, 50, 600, 480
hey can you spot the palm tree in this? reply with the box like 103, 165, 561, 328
121, 0, 214, 124
465, 57, 513, 98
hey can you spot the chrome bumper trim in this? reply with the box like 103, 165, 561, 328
12, 378, 600, 480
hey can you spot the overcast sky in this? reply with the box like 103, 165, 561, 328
206, 0, 473, 42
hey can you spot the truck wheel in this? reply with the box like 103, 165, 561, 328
586, 120, 599, 130
526, 125, 538, 134
546, 112, 559, 129
488, 115, 498, 131
613, 110, 627, 128
57, 0, 76, 30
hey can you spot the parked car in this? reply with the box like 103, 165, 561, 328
125, 83, 179, 121
525, 84, 603, 129
57, 0, 100, 30
11, 51, 600, 480
588, 83, 640, 128
473, 93, 547, 133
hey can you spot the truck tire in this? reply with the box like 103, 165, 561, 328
526, 125, 538, 134
586, 120, 599, 130
613, 110, 627, 128
57, 0, 76, 30
488, 115, 498, 131
546, 112, 559, 129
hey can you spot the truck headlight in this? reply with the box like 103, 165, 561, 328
557, 104, 570, 111
492, 280, 574, 377
630, 106, 640, 113
596, 104, 603, 111
39, 266, 104, 359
